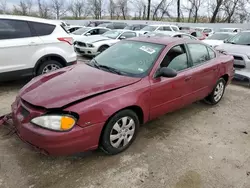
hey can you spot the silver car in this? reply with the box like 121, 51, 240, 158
215, 31, 250, 81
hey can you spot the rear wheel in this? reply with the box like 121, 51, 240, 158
37, 60, 63, 75
100, 110, 139, 155
204, 78, 226, 105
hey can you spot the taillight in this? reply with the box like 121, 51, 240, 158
57, 37, 73, 45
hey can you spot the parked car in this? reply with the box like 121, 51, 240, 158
139, 24, 179, 34
194, 27, 214, 36
215, 31, 250, 80
0, 15, 77, 82
145, 31, 198, 40
203, 32, 236, 48
181, 30, 207, 40
67, 25, 84, 33
86, 21, 111, 27
74, 29, 139, 56
11, 36, 234, 156
71, 27, 111, 41
98, 22, 128, 29
219, 28, 242, 33
124, 24, 147, 31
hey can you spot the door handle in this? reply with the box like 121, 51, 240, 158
185, 76, 192, 82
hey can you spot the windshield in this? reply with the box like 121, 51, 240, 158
92, 41, 164, 77
141, 26, 158, 31
102, 30, 122, 39
98, 23, 109, 27
207, 33, 233, 40
72, 27, 91, 35
226, 32, 250, 45
124, 26, 133, 30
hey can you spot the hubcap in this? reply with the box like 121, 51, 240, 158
42, 64, 60, 74
110, 117, 135, 148
214, 82, 224, 102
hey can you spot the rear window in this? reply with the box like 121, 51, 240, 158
0, 19, 32, 40
29, 22, 56, 36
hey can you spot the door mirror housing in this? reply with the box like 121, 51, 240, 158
155, 67, 177, 78
119, 36, 126, 40
85, 33, 91, 36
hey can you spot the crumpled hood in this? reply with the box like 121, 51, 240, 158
20, 64, 141, 109
77, 35, 112, 44
216, 43, 250, 55
203, 40, 223, 47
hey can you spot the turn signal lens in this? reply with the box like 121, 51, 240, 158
61, 116, 75, 130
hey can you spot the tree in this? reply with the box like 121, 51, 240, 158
69, 0, 89, 18
117, 0, 128, 19
133, 0, 146, 19
88, 0, 104, 19
177, 0, 180, 22
151, 0, 173, 21
37, 0, 50, 18
210, 0, 224, 23
147, 0, 151, 20
51, 0, 67, 19
108, 0, 116, 19
0, 0, 7, 14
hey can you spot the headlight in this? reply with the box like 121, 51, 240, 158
87, 43, 94, 48
31, 115, 76, 131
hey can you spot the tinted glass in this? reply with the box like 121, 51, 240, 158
99, 29, 109, 34
113, 23, 126, 29
163, 26, 172, 31
120, 32, 136, 38
158, 27, 164, 31
0, 19, 32, 39
141, 26, 158, 31
188, 44, 210, 66
72, 27, 91, 35
93, 41, 164, 77
30, 22, 55, 36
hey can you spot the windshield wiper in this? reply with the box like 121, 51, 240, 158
98, 64, 123, 75
87, 59, 101, 69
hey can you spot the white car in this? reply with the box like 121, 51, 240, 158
67, 25, 84, 33
0, 15, 77, 81
145, 31, 198, 40
138, 24, 179, 35
203, 32, 236, 48
74, 29, 139, 56
71, 27, 111, 41
194, 27, 214, 36
219, 28, 242, 33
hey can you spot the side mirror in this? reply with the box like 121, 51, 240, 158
155, 67, 177, 78
119, 36, 126, 40
86, 33, 91, 36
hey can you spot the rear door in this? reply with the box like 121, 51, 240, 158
0, 19, 43, 74
186, 43, 219, 101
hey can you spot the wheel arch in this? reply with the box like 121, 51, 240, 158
220, 74, 229, 84
34, 54, 67, 75
97, 44, 110, 52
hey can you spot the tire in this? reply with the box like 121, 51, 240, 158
100, 109, 139, 155
37, 60, 63, 75
98, 45, 109, 53
204, 78, 226, 105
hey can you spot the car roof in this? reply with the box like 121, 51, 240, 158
153, 31, 180, 36
0, 15, 60, 25
128, 36, 193, 45
220, 28, 241, 30
214, 32, 237, 34
149, 24, 176, 27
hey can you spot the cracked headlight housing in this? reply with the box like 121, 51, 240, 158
31, 115, 76, 131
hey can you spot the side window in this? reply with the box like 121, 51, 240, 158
120, 32, 136, 39
196, 31, 203, 37
0, 19, 32, 39
158, 26, 164, 31
89, 29, 98, 35
107, 24, 114, 29
172, 26, 179, 31
207, 47, 216, 59
191, 32, 197, 37
30, 22, 55, 36
160, 45, 189, 72
99, 29, 108, 34
188, 44, 210, 66
163, 26, 172, 31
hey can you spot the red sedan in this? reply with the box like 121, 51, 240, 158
11, 36, 234, 156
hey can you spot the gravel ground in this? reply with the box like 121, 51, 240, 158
0, 72, 250, 188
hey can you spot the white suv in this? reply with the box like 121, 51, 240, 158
0, 15, 77, 81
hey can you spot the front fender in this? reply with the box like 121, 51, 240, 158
65, 78, 150, 128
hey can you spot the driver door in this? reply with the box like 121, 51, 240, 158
149, 44, 194, 120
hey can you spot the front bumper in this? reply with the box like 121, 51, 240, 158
74, 45, 99, 56
11, 99, 104, 156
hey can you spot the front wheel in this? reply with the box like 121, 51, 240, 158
100, 110, 139, 155
37, 60, 63, 75
98, 45, 109, 53
204, 78, 226, 105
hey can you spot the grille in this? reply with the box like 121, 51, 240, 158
233, 56, 243, 60
20, 106, 30, 118
76, 42, 86, 47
